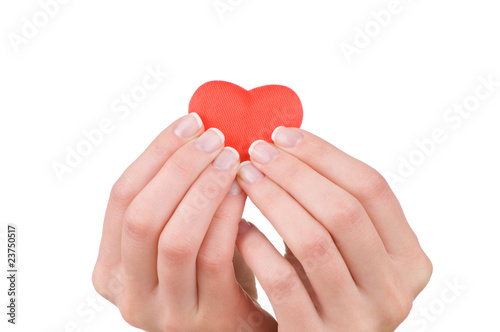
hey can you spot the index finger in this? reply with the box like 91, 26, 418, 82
271, 126, 421, 259
94, 113, 204, 272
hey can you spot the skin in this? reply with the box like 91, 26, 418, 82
92, 115, 276, 332
236, 128, 433, 331
92, 115, 432, 332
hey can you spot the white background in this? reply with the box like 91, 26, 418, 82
1, 0, 499, 331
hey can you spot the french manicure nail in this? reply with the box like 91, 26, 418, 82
228, 180, 242, 196
213, 147, 239, 171
238, 219, 252, 235
248, 140, 279, 164
174, 113, 203, 138
195, 128, 225, 153
238, 161, 265, 184
272, 126, 303, 148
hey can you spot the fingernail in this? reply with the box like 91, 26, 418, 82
238, 161, 264, 184
213, 147, 239, 171
174, 113, 203, 138
248, 140, 279, 164
228, 180, 242, 196
272, 126, 303, 148
238, 219, 252, 235
195, 128, 225, 153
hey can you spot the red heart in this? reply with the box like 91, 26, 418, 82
188, 81, 303, 161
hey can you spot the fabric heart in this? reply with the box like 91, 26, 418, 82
188, 81, 303, 161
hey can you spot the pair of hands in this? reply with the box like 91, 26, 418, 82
92, 113, 432, 332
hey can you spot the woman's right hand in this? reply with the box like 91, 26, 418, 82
235, 127, 432, 331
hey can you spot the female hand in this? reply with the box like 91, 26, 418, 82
92, 113, 277, 332
236, 127, 432, 331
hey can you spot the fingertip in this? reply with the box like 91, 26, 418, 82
238, 160, 252, 172
237, 218, 252, 235
271, 126, 284, 142
189, 112, 203, 128
238, 161, 265, 184
213, 147, 240, 171
210, 127, 226, 144
272, 126, 304, 148
174, 113, 204, 139
228, 180, 242, 196
248, 140, 266, 158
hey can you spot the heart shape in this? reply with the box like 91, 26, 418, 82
188, 81, 303, 161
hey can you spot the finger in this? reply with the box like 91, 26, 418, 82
197, 181, 248, 307
236, 220, 323, 332
237, 162, 358, 310
233, 244, 258, 301
157, 147, 240, 310
121, 128, 225, 296
247, 141, 391, 290
271, 127, 421, 259
93, 114, 203, 291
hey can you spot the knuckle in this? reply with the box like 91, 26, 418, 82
118, 296, 142, 328
194, 314, 226, 332
359, 167, 392, 200
383, 297, 413, 327
211, 208, 234, 225
327, 198, 365, 231
413, 253, 433, 294
166, 156, 194, 179
198, 180, 223, 200
197, 249, 229, 274
297, 233, 334, 269
375, 283, 413, 328
122, 205, 153, 242
158, 235, 196, 263
91, 265, 108, 298
422, 255, 434, 281
110, 175, 136, 204
266, 267, 301, 304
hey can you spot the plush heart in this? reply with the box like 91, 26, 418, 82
188, 81, 303, 161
